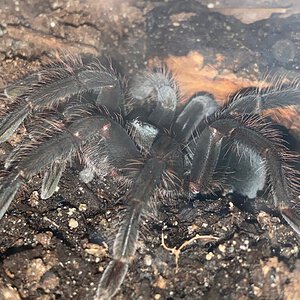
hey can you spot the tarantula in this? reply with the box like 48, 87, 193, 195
0, 55, 300, 299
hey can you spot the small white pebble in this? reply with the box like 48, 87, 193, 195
79, 203, 87, 212
144, 254, 152, 266
218, 244, 226, 253
207, 3, 215, 9
69, 218, 79, 229
206, 252, 214, 261
67, 208, 77, 216
98, 266, 104, 272
240, 245, 247, 251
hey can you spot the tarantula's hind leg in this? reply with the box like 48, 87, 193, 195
218, 145, 266, 199
191, 114, 300, 235
225, 81, 300, 115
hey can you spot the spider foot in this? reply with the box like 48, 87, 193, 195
0, 173, 22, 219
94, 260, 128, 300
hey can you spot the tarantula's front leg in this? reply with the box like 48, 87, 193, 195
173, 93, 217, 142
0, 58, 119, 143
0, 116, 107, 218
41, 160, 67, 199
95, 158, 164, 300
0, 115, 142, 219
190, 116, 300, 235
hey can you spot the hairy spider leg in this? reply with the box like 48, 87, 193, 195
217, 82, 300, 197
184, 82, 300, 197
190, 116, 300, 235
94, 68, 187, 299
95, 79, 124, 113
0, 60, 118, 143
80, 119, 143, 183
189, 126, 224, 193
41, 160, 67, 199
95, 130, 184, 300
225, 83, 300, 115
0, 173, 22, 219
95, 158, 164, 300
173, 93, 218, 142
0, 116, 107, 218
0, 115, 141, 219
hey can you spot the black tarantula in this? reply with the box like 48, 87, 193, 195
0, 55, 300, 299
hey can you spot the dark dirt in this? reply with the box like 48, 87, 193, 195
0, 0, 299, 299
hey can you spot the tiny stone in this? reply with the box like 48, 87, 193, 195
240, 245, 247, 251
154, 275, 167, 289
206, 252, 214, 260
144, 254, 152, 266
26, 258, 49, 282
35, 232, 53, 247
29, 191, 39, 207
188, 224, 199, 234
84, 243, 108, 257
154, 294, 161, 300
50, 1, 63, 9
68, 218, 79, 229
79, 203, 87, 212
67, 208, 77, 216
79, 168, 94, 183
98, 266, 104, 272
218, 244, 226, 253
253, 285, 262, 296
